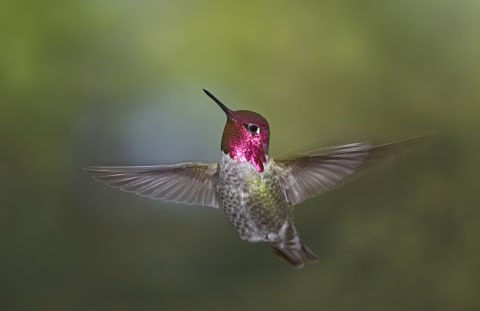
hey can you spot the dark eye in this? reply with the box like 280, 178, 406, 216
245, 123, 260, 134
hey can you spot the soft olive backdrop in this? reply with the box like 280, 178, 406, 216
2, 0, 479, 310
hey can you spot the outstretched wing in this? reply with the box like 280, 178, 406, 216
275, 135, 430, 205
83, 163, 219, 208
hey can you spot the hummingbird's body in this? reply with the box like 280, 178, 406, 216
85, 89, 428, 268
214, 103, 318, 265
217, 154, 316, 265
218, 155, 285, 243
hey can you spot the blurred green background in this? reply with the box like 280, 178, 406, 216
2, 0, 479, 310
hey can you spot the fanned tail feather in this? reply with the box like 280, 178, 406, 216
272, 242, 318, 268
272, 221, 319, 268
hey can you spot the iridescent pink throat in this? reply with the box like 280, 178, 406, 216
220, 110, 270, 172
226, 140, 267, 172
221, 124, 269, 172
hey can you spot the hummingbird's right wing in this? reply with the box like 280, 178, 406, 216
275, 135, 430, 206
83, 163, 219, 208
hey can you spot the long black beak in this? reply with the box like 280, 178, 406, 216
203, 89, 235, 119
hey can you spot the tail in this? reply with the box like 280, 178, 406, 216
271, 221, 319, 269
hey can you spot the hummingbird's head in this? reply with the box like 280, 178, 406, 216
203, 89, 270, 172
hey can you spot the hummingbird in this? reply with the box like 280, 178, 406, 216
84, 89, 429, 268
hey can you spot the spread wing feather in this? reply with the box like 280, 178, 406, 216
275, 135, 430, 205
83, 163, 219, 208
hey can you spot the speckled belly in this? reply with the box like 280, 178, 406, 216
217, 156, 288, 243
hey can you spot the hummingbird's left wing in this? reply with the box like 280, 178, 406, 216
275, 136, 430, 206
83, 163, 219, 208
